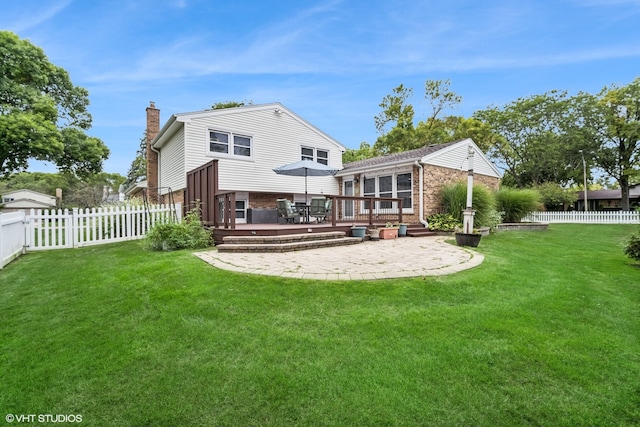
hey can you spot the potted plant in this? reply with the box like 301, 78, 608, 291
351, 225, 367, 241
454, 226, 482, 247
379, 222, 399, 239
368, 226, 380, 241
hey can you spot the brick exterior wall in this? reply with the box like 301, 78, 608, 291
146, 102, 160, 202
250, 192, 296, 208
423, 164, 499, 216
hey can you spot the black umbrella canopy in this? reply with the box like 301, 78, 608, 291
273, 159, 340, 202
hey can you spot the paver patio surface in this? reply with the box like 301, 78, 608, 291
195, 236, 483, 281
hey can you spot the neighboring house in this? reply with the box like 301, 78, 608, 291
124, 180, 147, 199
575, 185, 640, 211
336, 139, 501, 225
145, 102, 346, 223
101, 185, 126, 204
1, 189, 57, 213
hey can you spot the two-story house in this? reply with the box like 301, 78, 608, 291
146, 102, 345, 223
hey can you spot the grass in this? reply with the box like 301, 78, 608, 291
1, 224, 639, 426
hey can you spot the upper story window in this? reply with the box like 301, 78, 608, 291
209, 130, 252, 158
301, 146, 329, 165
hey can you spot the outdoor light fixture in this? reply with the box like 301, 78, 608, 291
274, 108, 282, 114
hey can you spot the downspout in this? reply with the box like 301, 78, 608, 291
414, 161, 429, 228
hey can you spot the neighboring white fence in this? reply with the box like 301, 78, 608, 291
0, 204, 181, 268
1, 211, 26, 269
524, 211, 640, 224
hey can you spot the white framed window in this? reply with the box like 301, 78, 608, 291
209, 130, 252, 158
317, 149, 328, 165
210, 131, 229, 154
235, 200, 247, 221
396, 173, 412, 210
361, 171, 413, 212
301, 146, 314, 161
301, 146, 329, 165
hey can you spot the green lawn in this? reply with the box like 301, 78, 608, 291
1, 224, 639, 426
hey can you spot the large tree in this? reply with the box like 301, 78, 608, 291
124, 132, 147, 188
587, 78, 640, 210
371, 79, 497, 155
474, 91, 589, 187
0, 31, 109, 177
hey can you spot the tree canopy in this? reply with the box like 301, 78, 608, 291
0, 31, 109, 177
368, 80, 498, 158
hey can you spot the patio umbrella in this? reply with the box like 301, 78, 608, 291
273, 159, 339, 203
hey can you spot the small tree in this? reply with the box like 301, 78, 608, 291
623, 230, 640, 262
534, 182, 578, 211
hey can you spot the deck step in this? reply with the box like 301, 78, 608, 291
403, 225, 437, 238
221, 231, 347, 245
406, 230, 437, 237
217, 236, 362, 253
217, 231, 362, 253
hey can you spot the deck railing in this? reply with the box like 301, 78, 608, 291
328, 195, 403, 226
212, 194, 404, 229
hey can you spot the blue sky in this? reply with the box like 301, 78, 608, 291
2, 0, 639, 176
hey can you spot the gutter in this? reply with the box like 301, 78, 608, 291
415, 161, 429, 228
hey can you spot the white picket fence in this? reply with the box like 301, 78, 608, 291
1, 211, 27, 269
524, 211, 640, 224
0, 204, 181, 268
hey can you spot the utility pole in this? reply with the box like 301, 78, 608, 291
579, 150, 588, 212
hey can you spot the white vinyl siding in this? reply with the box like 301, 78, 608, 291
158, 130, 186, 194
423, 140, 500, 178
179, 106, 343, 196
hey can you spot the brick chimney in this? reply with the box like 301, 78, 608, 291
146, 101, 160, 202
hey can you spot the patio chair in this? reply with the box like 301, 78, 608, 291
310, 196, 329, 223
276, 199, 300, 224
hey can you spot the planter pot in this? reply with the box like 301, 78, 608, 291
455, 232, 481, 247
379, 227, 398, 239
351, 226, 367, 241
477, 227, 490, 236
398, 223, 408, 237
369, 228, 380, 241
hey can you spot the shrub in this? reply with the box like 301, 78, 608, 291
534, 182, 578, 211
426, 213, 461, 232
623, 231, 640, 262
439, 182, 496, 227
495, 187, 543, 223
145, 205, 212, 251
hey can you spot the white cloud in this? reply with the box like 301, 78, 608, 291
5, 0, 72, 33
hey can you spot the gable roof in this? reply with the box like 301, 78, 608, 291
152, 102, 346, 151
338, 138, 501, 177
341, 140, 460, 172
2, 189, 57, 209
